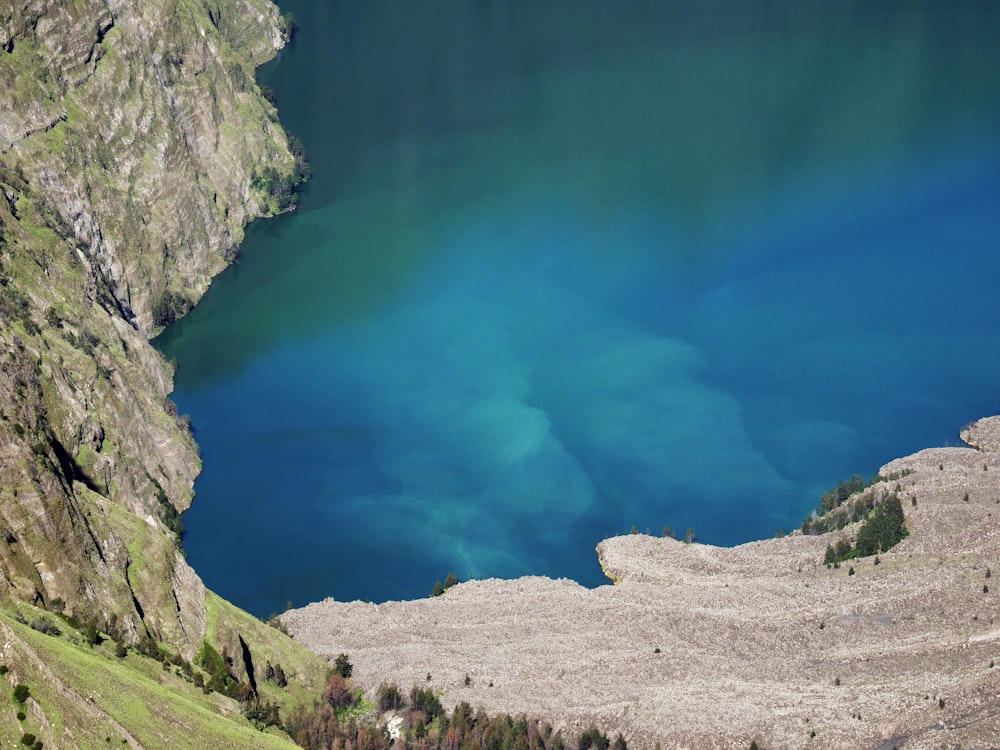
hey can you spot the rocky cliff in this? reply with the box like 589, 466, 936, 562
0, 0, 296, 657
284, 416, 1000, 750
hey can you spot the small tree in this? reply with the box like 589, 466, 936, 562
83, 621, 101, 646
409, 686, 444, 722
578, 727, 610, 750
334, 653, 353, 679
273, 663, 287, 687
323, 673, 353, 709
13, 684, 29, 703
444, 572, 459, 589
377, 681, 403, 711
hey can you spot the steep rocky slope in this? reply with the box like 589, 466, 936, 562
285, 415, 1000, 750
0, 2, 332, 746
0, 0, 298, 657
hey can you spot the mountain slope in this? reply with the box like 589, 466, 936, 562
0, 1, 330, 746
1, 0, 294, 654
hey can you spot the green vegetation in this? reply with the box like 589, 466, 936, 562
802, 470, 914, 536
251, 134, 311, 213
196, 640, 237, 695
333, 653, 353, 679
579, 726, 612, 750
284, 666, 623, 750
852, 495, 907, 557
824, 495, 908, 565
0, 2, 346, 747
280, 13, 298, 42
0, 605, 304, 749
166, 660, 636, 750
151, 290, 192, 329
431, 571, 461, 597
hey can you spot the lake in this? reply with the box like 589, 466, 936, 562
157, 0, 1000, 618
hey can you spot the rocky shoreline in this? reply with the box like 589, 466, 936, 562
285, 415, 1000, 749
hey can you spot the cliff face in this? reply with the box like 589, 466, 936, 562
0, 0, 296, 656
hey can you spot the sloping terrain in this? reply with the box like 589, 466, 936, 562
0, 0, 297, 655
1, 2, 330, 746
285, 416, 1000, 750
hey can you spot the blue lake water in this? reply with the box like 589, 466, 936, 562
157, 1, 1000, 617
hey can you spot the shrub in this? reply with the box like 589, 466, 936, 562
30, 617, 61, 636
377, 681, 403, 712
823, 495, 908, 565
853, 496, 907, 557
265, 615, 289, 635
264, 661, 288, 687
409, 686, 444, 723
196, 640, 235, 694
323, 674, 354, 710
20, 734, 35, 747
578, 726, 610, 750
151, 290, 191, 328
83, 621, 101, 646
13, 684, 30, 702
280, 13, 298, 42
243, 698, 282, 730
334, 653, 352, 679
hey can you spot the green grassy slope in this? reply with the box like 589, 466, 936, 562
0, 601, 329, 749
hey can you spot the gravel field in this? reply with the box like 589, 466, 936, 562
284, 416, 1000, 750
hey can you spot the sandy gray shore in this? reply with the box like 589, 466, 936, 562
284, 416, 1000, 749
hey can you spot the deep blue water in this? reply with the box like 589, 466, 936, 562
157, 1, 1000, 617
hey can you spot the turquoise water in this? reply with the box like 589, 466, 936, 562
157, 1, 1000, 617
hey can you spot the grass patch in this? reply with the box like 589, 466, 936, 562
2, 607, 299, 749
